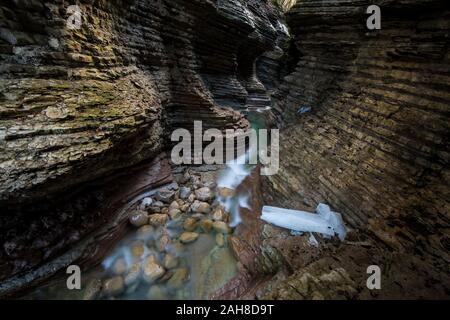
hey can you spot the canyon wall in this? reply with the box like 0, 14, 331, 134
0, 0, 284, 287
0, 0, 285, 207
263, 0, 450, 298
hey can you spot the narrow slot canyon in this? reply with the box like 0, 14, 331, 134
0, 0, 449, 300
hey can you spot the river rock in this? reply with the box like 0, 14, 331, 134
179, 170, 190, 184
139, 197, 153, 210
148, 213, 168, 227
183, 218, 197, 231
142, 256, 165, 283
170, 242, 185, 255
166, 218, 183, 231
179, 187, 191, 200
147, 285, 168, 300
103, 276, 125, 297
136, 225, 154, 239
128, 210, 148, 227
149, 201, 165, 213
124, 262, 141, 286
191, 213, 204, 220
156, 234, 171, 252
190, 200, 211, 214
167, 268, 189, 289
195, 187, 213, 202
83, 279, 102, 300
158, 270, 174, 283
191, 175, 202, 188
217, 187, 235, 198
164, 253, 178, 269
169, 201, 180, 210
169, 208, 182, 219
216, 233, 225, 247
187, 193, 196, 203
180, 203, 190, 212
155, 189, 175, 203
200, 219, 213, 233
212, 207, 226, 221
180, 232, 199, 244
213, 221, 231, 234
112, 258, 127, 275
130, 241, 145, 260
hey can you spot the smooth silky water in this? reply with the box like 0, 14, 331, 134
25, 108, 270, 300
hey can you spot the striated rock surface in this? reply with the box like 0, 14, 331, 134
263, 0, 450, 298
0, 0, 284, 206
0, 0, 285, 293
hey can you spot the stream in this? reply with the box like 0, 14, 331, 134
23, 109, 270, 300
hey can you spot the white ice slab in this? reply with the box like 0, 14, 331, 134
261, 204, 347, 241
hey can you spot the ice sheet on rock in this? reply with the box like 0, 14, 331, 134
261, 204, 347, 241
308, 233, 319, 247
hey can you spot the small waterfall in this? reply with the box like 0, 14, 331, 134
217, 149, 256, 227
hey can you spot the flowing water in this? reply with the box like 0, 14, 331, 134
26, 181, 240, 300
24, 108, 270, 300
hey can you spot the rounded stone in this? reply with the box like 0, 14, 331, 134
169, 208, 182, 219
156, 234, 171, 252
213, 221, 231, 234
183, 217, 197, 231
142, 256, 165, 283
112, 258, 127, 275
191, 213, 204, 220
212, 207, 226, 221
190, 200, 211, 214
103, 276, 124, 297
216, 233, 225, 247
179, 186, 191, 200
148, 213, 169, 227
130, 241, 146, 260
187, 193, 196, 203
167, 268, 189, 289
169, 201, 180, 210
136, 225, 154, 239
128, 210, 148, 227
179, 232, 199, 244
195, 187, 213, 202
124, 262, 141, 286
155, 189, 175, 203
147, 285, 168, 300
217, 187, 235, 198
200, 219, 213, 233
139, 197, 153, 210
164, 253, 178, 269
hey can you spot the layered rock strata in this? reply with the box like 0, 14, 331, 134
263, 0, 450, 298
0, 0, 283, 289
0, 0, 284, 206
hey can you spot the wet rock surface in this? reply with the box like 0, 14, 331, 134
1, 0, 449, 301
0, 0, 285, 289
23, 165, 240, 299
261, 0, 450, 299
0, 0, 287, 206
